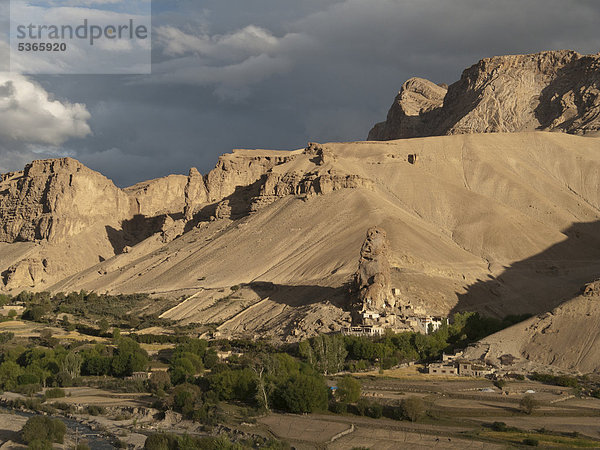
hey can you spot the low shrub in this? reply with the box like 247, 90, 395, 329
329, 401, 347, 414
44, 388, 65, 399
491, 421, 508, 432
355, 398, 383, 418
85, 405, 106, 416
21, 416, 66, 445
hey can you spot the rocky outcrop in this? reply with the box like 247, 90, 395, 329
3, 258, 48, 289
369, 78, 447, 140
258, 171, 372, 200
0, 145, 371, 244
184, 168, 208, 220
369, 50, 600, 140
354, 227, 395, 312
202, 143, 374, 219
248, 143, 373, 212
125, 174, 189, 217
0, 143, 376, 290
203, 150, 295, 202
0, 158, 131, 243
583, 280, 600, 297
127, 168, 211, 221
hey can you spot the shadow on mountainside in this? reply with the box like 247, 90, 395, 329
105, 213, 183, 254
184, 175, 268, 233
248, 281, 349, 309
535, 56, 600, 133
452, 220, 600, 318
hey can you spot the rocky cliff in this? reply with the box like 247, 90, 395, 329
0, 143, 374, 290
3, 132, 600, 353
354, 227, 394, 312
0, 158, 131, 243
369, 50, 600, 140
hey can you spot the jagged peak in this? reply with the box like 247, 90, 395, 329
369, 50, 600, 140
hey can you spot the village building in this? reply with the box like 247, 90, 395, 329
457, 362, 495, 377
418, 316, 444, 334
427, 351, 495, 377
342, 325, 385, 337
442, 351, 463, 362
427, 362, 458, 375
348, 228, 448, 336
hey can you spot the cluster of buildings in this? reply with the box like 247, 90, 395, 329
343, 288, 445, 337
427, 351, 495, 377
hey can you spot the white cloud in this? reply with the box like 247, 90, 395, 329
0, 73, 91, 145
157, 25, 280, 59
152, 24, 313, 97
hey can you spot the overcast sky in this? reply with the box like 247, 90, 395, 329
2, 0, 600, 186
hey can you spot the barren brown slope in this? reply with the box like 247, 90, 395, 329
463, 284, 600, 374
42, 132, 600, 344
0, 157, 212, 290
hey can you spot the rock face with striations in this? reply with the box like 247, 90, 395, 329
354, 227, 395, 312
0, 143, 375, 290
0, 158, 131, 243
369, 50, 600, 140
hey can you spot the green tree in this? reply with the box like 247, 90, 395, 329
0, 332, 14, 344
22, 306, 47, 322
82, 354, 111, 376
147, 371, 171, 394
44, 388, 66, 399
170, 383, 202, 418
336, 376, 361, 403
248, 352, 273, 411
208, 368, 257, 402
169, 357, 196, 385
61, 351, 82, 378
19, 364, 51, 388
53, 371, 73, 387
21, 416, 66, 444
494, 379, 506, 390
174, 339, 208, 359
0, 294, 10, 306
144, 433, 178, 450
203, 348, 218, 369
300, 334, 347, 375
98, 318, 110, 335
273, 374, 328, 413
111, 337, 148, 377
356, 398, 383, 418
0, 360, 22, 390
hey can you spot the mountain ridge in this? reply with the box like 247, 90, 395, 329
369, 50, 600, 140
1, 51, 600, 371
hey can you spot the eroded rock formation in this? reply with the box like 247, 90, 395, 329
369, 50, 600, 140
0, 142, 374, 290
354, 227, 395, 312
0, 158, 131, 243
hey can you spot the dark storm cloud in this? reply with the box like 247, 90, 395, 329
5, 0, 600, 186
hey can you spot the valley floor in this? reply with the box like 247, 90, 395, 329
1, 373, 599, 449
